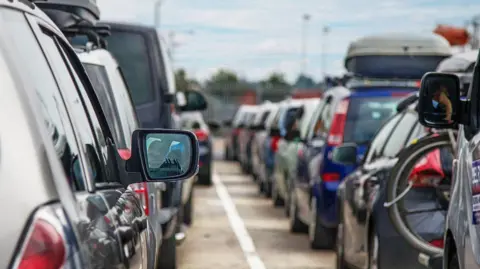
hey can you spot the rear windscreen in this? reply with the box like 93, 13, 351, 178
343, 97, 400, 144
105, 31, 154, 106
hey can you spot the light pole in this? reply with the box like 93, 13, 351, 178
301, 13, 311, 74
321, 26, 330, 79
154, 0, 165, 28
168, 30, 195, 68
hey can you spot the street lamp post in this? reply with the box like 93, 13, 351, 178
301, 14, 311, 74
321, 26, 330, 79
154, 0, 165, 28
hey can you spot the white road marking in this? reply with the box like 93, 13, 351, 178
212, 173, 267, 269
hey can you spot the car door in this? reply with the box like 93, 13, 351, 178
296, 100, 326, 222
30, 19, 148, 269
342, 112, 402, 266
6, 11, 125, 269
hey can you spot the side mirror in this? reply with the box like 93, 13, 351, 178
207, 121, 221, 131
418, 72, 461, 129
331, 143, 358, 165
176, 90, 208, 112
126, 129, 199, 181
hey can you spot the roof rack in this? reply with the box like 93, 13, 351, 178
32, 0, 100, 29
64, 23, 111, 50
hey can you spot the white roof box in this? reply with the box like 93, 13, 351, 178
436, 50, 477, 73
346, 33, 451, 59
344, 33, 452, 79
34, 0, 100, 29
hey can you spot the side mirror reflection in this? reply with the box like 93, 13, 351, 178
126, 129, 199, 181
418, 72, 460, 129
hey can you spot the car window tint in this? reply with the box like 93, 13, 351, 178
306, 100, 325, 139
364, 113, 402, 163
37, 30, 108, 184
311, 100, 332, 138
3, 10, 86, 191
383, 112, 417, 158
83, 63, 127, 149
106, 31, 154, 106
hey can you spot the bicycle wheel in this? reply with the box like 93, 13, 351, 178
386, 133, 453, 256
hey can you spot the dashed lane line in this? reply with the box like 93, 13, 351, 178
212, 173, 267, 269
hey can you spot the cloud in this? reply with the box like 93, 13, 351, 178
97, 0, 480, 83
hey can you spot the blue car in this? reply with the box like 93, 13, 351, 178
291, 83, 417, 249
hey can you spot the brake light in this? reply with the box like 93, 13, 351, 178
322, 172, 340, 182
429, 239, 444, 248
271, 136, 280, 152
327, 99, 349, 146
194, 129, 209, 142
18, 219, 66, 269
118, 149, 131, 161
133, 182, 150, 216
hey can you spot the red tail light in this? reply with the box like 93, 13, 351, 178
133, 182, 150, 216
271, 136, 280, 153
429, 239, 444, 248
327, 99, 349, 146
118, 149, 131, 161
322, 172, 340, 182
409, 149, 444, 188
194, 129, 209, 142
18, 219, 66, 269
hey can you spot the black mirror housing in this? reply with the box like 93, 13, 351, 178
176, 90, 208, 112
332, 143, 358, 165
126, 129, 199, 182
418, 72, 461, 129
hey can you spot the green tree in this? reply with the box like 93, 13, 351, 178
260, 72, 290, 88
175, 68, 200, 91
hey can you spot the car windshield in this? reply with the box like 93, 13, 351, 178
105, 31, 154, 106
343, 96, 400, 144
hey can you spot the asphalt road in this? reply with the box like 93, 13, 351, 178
177, 139, 335, 269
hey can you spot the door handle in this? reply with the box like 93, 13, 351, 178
115, 226, 134, 243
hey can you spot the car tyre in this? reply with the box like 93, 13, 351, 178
289, 190, 308, 233
272, 180, 284, 206
183, 187, 194, 226
336, 221, 349, 269
197, 167, 212, 186
309, 196, 336, 249
368, 229, 379, 269
157, 235, 177, 269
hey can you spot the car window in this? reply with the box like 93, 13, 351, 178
310, 100, 332, 138
106, 31, 154, 106
343, 97, 400, 144
306, 100, 325, 139
37, 29, 110, 184
364, 113, 402, 163
382, 111, 418, 158
83, 63, 127, 149
300, 100, 320, 139
3, 10, 86, 191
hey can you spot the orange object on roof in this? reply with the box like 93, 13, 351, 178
434, 25, 470, 46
